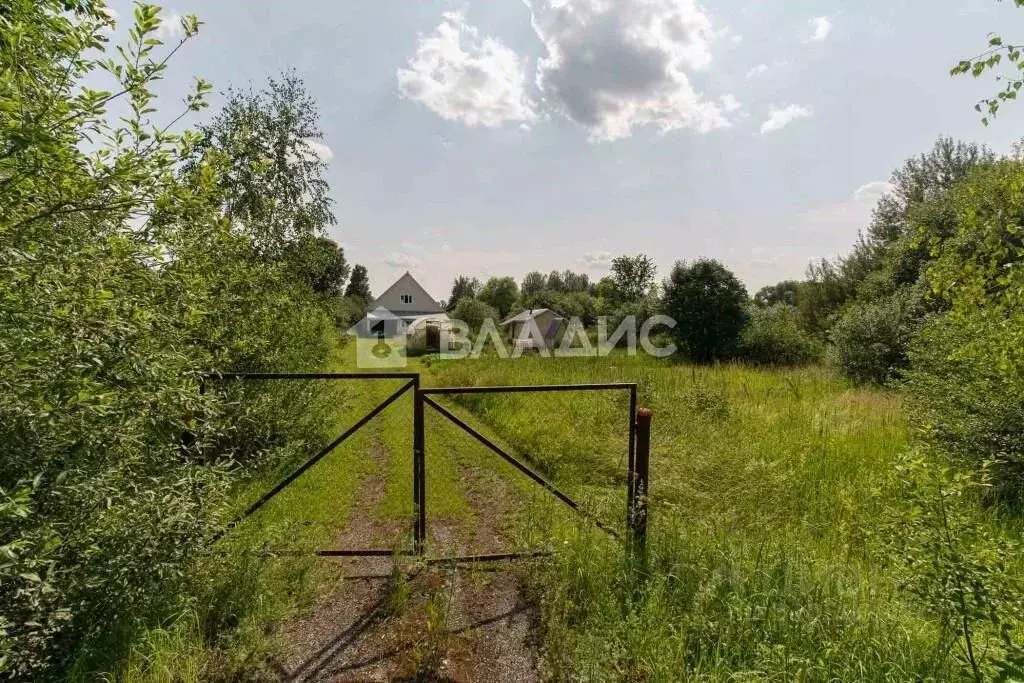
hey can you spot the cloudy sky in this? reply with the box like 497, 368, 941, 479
110, 0, 1022, 297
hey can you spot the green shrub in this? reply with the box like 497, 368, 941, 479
449, 297, 500, 332
830, 293, 918, 384
739, 304, 820, 366
661, 259, 749, 362
903, 160, 1024, 500
0, 4, 339, 677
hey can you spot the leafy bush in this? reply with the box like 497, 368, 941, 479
449, 297, 500, 332
0, 5, 339, 677
830, 292, 918, 384
881, 451, 1024, 680
661, 259, 749, 362
739, 304, 820, 366
904, 160, 1024, 500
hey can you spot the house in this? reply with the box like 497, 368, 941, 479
348, 272, 449, 353
501, 308, 566, 351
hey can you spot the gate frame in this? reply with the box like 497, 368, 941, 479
205, 372, 651, 561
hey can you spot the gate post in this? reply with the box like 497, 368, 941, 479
629, 408, 651, 551
413, 378, 426, 555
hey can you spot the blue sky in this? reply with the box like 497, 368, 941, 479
109, 0, 1023, 298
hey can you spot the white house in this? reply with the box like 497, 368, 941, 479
348, 272, 449, 353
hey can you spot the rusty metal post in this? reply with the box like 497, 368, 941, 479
413, 378, 426, 554
630, 408, 651, 550
626, 386, 637, 528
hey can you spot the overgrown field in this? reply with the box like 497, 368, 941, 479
423, 352, 1024, 681
113, 349, 1024, 681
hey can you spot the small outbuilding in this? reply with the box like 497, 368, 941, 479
501, 308, 566, 351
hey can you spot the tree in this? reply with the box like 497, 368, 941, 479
447, 275, 481, 311
478, 276, 519, 318
192, 71, 335, 257
611, 254, 657, 302
345, 264, 371, 300
521, 271, 547, 296
561, 292, 599, 326
285, 236, 348, 296
661, 260, 749, 363
754, 280, 801, 307
562, 270, 590, 293
450, 298, 499, 332
951, 2, 1024, 124
546, 270, 566, 292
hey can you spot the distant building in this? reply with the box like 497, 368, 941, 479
501, 308, 566, 351
347, 272, 449, 353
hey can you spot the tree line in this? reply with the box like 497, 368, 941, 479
443, 253, 816, 365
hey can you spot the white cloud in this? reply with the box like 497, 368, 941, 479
157, 10, 185, 40
396, 11, 536, 128
853, 180, 895, 201
583, 251, 614, 268
526, 0, 735, 141
759, 104, 812, 134
807, 16, 832, 43
384, 252, 421, 269
296, 138, 334, 163
746, 63, 769, 79
719, 94, 741, 113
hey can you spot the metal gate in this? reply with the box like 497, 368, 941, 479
207, 372, 651, 562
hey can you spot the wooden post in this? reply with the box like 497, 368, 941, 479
630, 408, 651, 550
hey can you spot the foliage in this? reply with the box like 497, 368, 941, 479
754, 280, 800, 307
739, 304, 820, 366
951, 0, 1024, 125
344, 263, 371, 300
0, 4, 338, 677
559, 291, 599, 326
883, 452, 1024, 680
446, 275, 480, 311
661, 259, 749, 362
521, 271, 547, 297
543, 269, 590, 293
449, 297, 499, 332
904, 159, 1024, 499
795, 138, 991, 338
283, 235, 348, 296
829, 292, 918, 385
191, 71, 335, 258
610, 253, 657, 302
477, 276, 519, 318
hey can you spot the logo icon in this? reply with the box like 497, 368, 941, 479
348, 307, 408, 368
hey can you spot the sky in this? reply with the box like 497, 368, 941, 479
107, 0, 1024, 299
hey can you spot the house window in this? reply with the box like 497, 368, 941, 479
400, 294, 413, 304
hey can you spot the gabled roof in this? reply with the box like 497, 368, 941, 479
369, 272, 443, 314
500, 308, 561, 325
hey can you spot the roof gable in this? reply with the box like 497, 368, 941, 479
369, 272, 442, 314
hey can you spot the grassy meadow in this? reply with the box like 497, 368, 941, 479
423, 352, 950, 681
111, 347, 1024, 681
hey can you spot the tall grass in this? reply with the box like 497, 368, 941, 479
424, 353, 974, 680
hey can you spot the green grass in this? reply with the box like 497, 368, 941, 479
420, 352, 974, 681
111, 348, 1022, 681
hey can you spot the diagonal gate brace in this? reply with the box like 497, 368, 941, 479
209, 379, 415, 544
421, 394, 620, 540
